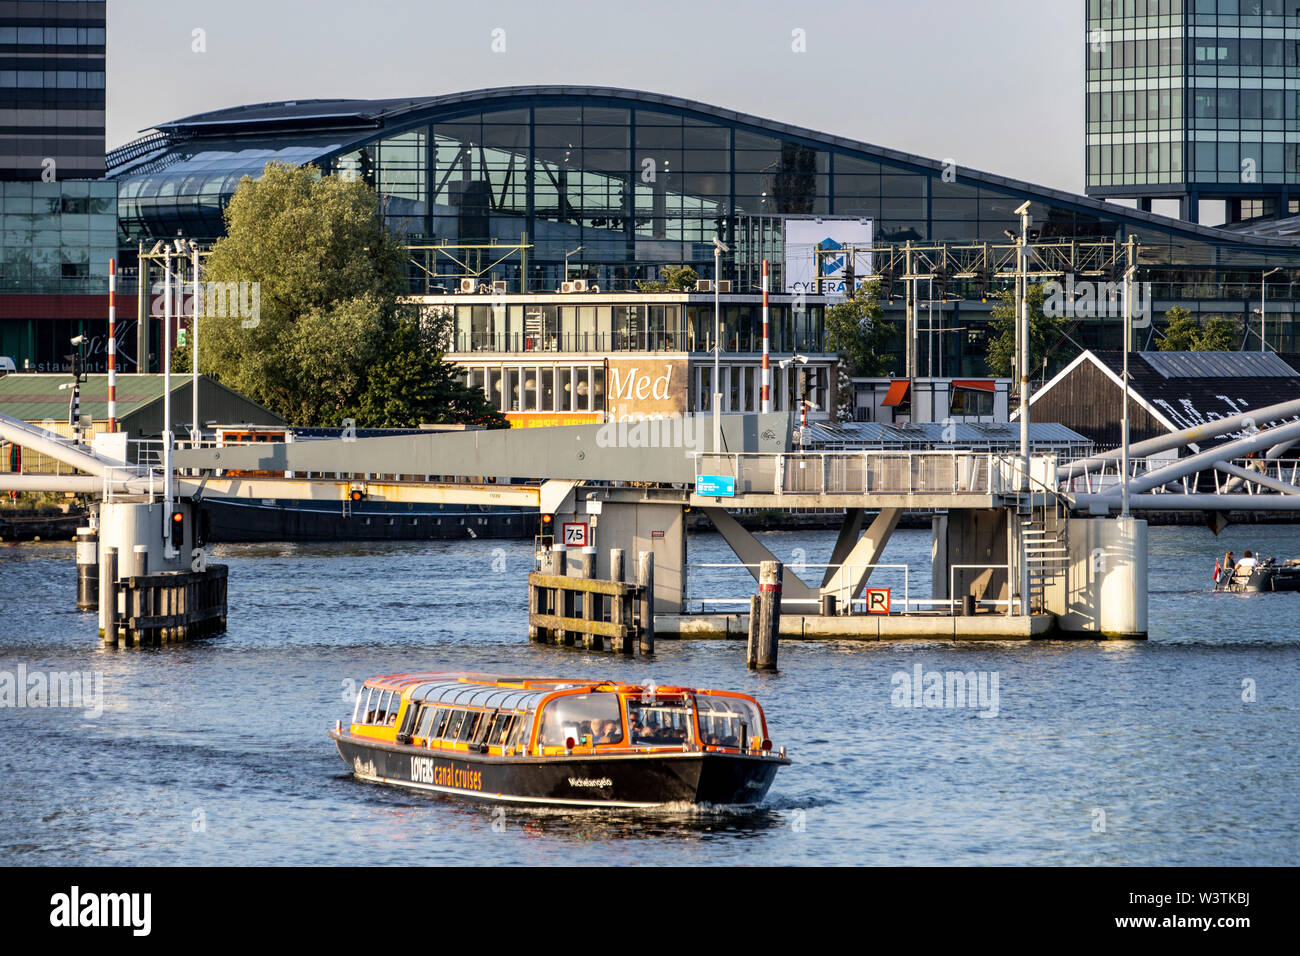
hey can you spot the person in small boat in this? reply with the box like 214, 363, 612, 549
1237, 550, 1258, 571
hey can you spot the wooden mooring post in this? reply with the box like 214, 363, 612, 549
101, 547, 119, 646
747, 559, 782, 670
528, 548, 651, 654
104, 565, 229, 646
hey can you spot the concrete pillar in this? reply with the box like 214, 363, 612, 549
1057, 516, 1148, 638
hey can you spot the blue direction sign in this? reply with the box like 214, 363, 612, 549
695, 474, 736, 497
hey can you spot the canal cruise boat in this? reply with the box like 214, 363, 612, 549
330, 672, 790, 807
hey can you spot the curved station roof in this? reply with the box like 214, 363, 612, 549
106, 85, 1300, 273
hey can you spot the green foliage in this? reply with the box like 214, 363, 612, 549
635, 264, 699, 293
355, 313, 505, 428
188, 162, 503, 429
824, 280, 897, 376
985, 284, 1064, 379
1158, 307, 1235, 352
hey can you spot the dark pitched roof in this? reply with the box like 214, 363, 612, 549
1088, 351, 1300, 441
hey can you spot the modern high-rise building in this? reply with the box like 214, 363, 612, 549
1085, 0, 1300, 224
0, 0, 106, 180
0, 1, 118, 371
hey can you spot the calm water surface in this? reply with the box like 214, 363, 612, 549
1, 523, 1297, 865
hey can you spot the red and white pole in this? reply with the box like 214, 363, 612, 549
760, 259, 771, 414
107, 257, 116, 432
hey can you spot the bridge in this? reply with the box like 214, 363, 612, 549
6, 394, 1300, 644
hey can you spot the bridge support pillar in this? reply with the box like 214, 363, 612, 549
932, 509, 1011, 612
549, 497, 685, 613
1057, 516, 1148, 639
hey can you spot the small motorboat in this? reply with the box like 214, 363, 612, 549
330, 672, 790, 808
1213, 554, 1300, 593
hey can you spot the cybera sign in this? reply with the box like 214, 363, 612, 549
410, 755, 482, 791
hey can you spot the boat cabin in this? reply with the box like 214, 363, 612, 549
348, 672, 773, 758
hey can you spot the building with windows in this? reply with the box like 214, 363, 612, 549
101, 85, 1300, 380
0, 1, 119, 372
1085, 0, 1300, 224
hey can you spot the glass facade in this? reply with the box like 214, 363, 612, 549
0, 0, 106, 180
98, 86, 1300, 376
113, 88, 1300, 290
1087, 0, 1300, 217
0, 179, 116, 291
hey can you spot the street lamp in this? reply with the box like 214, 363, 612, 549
711, 235, 729, 453
1261, 267, 1281, 353
564, 245, 583, 283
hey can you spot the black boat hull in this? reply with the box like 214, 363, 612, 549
1215, 566, 1300, 593
331, 731, 787, 808
203, 497, 534, 543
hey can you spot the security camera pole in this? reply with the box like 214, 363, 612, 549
62, 334, 87, 444
712, 235, 729, 453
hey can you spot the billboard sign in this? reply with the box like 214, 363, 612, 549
784, 218, 874, 296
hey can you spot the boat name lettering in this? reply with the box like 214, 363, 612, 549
410, 756, 482, 791
567, 777, 613, 788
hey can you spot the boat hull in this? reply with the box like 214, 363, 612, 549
1215, 566, 1300, 593
331, 731, 786, 808
202, 497, 534, 543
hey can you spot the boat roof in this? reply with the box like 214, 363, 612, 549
361, 672, 752, 710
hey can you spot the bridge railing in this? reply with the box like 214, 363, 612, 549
692, 451, 1057, 496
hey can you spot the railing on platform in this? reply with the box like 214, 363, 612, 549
685, 561, 914, 614
1057, 454, 1300, 497
692, 451, 1059, 497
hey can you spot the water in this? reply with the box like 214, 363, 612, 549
1, 524, 1298, 865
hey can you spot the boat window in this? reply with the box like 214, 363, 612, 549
626, 697, 692, 747
398, 701, 420, 737
488, 712, 511, 745
415, 705, 440, 738
443, 709, 468, 741
353, 685, 374, 724
508, 713, 532, 749
364, 689, 397, 725
457, 710, 483, 743
473, 711, 498, 746
538, 693, 623, 747
695, 696, 762, 748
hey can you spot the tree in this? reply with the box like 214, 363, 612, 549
187, 162, 503, 428
1158, 307, 1199, 351
636, 264, 699, 292
1157, 307, 1236, 352
985, 283, 1064, 379
824, 280, 897, 376
354, 312, 505, 428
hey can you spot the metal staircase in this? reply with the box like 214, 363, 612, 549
1021, 496, 1070, 613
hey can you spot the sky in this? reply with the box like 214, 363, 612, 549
107, 0, 1086, 193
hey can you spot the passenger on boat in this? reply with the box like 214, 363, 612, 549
1238, 550, 1258, 570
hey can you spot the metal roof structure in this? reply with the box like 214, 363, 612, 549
802, 420, 1093, 452
1137, 350, 1298, 380
0, 373, 285, 430
106, 85, 1300, 257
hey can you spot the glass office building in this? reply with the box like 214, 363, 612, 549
1086, 0, 1300, 223
0, 0, 106, 181
0, 1, 115, 372
105, 85, 1300, 372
